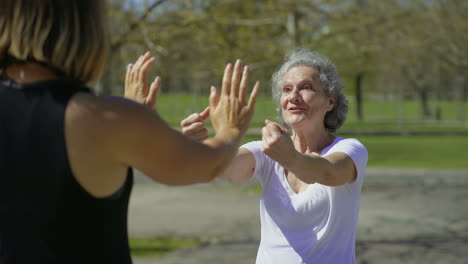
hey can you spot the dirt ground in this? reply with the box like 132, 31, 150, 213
130, 169, 468, 264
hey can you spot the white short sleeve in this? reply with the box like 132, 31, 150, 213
240, 141, 271, 185
325, 138, 368, 185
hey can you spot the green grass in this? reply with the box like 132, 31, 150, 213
155, 93, 467, 168
241, 134, 468, 169
356, 135, 468, 168
156, 93, 468, 132
130, 237, 200, 257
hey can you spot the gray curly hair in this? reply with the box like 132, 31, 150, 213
272, 49, 348, 133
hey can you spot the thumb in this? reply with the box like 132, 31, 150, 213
265, 119, 287, 134
200, 106, 210, 120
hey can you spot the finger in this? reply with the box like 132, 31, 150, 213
209, 86, 219, 109
230, 59, 242, 98
132, 55, 144, 72
190, 129, 209, 141
261, 126, 272, 140
137, 57, 156, 93
146, 76, 161, 107
125, 64, 133, 88
247, 81, 261, 112
265, 120, 288, 134
265, 119, 280, 129
268, 124, 283, 137
180, 113, 204, 127
183, 122, 207, 136
200, 106, 210, 120
136, 57, 156, 92
266, 120, 285, 138
239, 65, 249, 103
262, 126, 277, 149
133, 52, 151, 74
221, 63, 233, 96
261, 126, 272, 151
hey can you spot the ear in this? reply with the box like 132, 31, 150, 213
326, 96, 336, 112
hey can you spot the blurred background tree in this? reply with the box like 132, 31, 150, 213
100, 0, 467, 133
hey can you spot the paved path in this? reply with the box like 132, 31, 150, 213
130, 169, 468, 264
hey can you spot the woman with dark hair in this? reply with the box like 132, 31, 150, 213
179, 49, 368, 264
0, 0, 259, 263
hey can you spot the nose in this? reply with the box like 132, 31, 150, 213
289, 88, 302, 103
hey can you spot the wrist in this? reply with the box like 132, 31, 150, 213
283, 149, 301, 170
214, 127, 242, 145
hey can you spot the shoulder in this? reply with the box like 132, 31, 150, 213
67, 93, 160, 134
67, 93, 149, 120
65, 94, 164, 158
330, 137, 368, 157
325, 137, 368, 170
329, 137, 368, 183
241, 140, 263, 152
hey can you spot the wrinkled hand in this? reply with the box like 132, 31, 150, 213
262, 120, 296, 165
124, 52, 161, 107
209, 60, 260, 142
181, 107, 210, 141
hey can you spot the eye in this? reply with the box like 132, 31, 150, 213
282, 86, 292, 93
303, 84, 314, 90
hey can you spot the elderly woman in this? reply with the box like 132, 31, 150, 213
0, 0, 258, 263
179, 49, 368, 263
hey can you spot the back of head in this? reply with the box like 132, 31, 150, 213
0, 0, 109, 84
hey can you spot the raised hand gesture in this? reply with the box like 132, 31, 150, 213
209, 60, 260, 143
124, 52, 161, 107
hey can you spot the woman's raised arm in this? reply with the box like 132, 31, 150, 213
111, 54, 260, 185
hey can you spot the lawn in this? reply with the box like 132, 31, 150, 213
155, 93, 468, 168
241, 134, 468, 169
156, 93, 468, 133
130, 237, 200, 257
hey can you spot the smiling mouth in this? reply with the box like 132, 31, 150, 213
288, 107, 305, 113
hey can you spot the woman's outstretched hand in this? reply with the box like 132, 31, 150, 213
209, 60, 260, 143
181, 106, 210, 141
124, 52, 161, 107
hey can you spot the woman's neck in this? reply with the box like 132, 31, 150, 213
2, 62, 60, 84
291, 125, 335, 155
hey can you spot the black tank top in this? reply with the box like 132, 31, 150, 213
0, 75, 133, 263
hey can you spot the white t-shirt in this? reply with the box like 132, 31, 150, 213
242, 137, 368, 264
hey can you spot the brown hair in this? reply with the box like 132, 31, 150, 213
0, 0, 109, 84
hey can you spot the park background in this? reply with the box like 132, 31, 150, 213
100, 0, 467, 263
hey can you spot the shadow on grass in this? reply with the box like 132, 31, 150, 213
130, 237, 201, 257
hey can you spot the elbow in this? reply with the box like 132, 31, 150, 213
200, 172, 218, 183
197, 164, 224, 183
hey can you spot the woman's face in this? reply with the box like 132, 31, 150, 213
280, 66, 335, 128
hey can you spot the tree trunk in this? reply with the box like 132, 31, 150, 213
287, 9, 300, 49
418, 88, 432, 120
355, 72, 364, 121
456, 75, 466, 123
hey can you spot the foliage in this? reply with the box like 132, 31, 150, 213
103, 0, 468, 122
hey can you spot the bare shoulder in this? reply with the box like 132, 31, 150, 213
66, 93, 152, 126
220, 147, 256, 183
66, 93, 164, 142
64, 93, 161, 197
